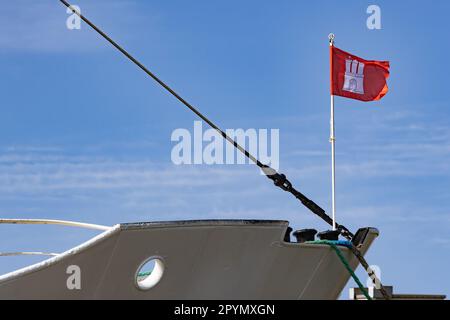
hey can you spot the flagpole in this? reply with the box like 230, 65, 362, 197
329, 33, 336, 231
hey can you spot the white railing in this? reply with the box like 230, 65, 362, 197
0, 252, 59, 257
0, 218, 112, 257
0, 218, 111, 231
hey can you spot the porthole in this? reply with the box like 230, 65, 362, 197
135, 257, 164, 290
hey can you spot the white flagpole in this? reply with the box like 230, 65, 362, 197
329, 33, 336, 231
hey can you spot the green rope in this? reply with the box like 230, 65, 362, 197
306, 240, 372, 300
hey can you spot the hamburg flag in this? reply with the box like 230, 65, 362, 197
331, 46, 390, 101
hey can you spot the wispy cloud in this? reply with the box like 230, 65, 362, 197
0, 1, 157, 53
0, 155, 247, 193
430, 237, 450, 248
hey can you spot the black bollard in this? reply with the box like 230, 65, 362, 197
292, 229, 318, 243
317, 230, 340, 241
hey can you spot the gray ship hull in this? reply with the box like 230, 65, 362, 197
0, 220, 378, 299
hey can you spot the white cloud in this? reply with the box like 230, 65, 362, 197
0, 156, 246, 193
430, 237, 450, 248
0, 0, 156, 53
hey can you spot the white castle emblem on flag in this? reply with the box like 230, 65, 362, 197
343, 59, 365, 94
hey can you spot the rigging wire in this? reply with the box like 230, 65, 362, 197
59, 0, 354, 240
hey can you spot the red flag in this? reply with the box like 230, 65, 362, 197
330, 46, 390, 101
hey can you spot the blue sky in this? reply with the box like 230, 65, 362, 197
0, 0, 449, 298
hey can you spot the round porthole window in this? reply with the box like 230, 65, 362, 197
135, 257, 165, 290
